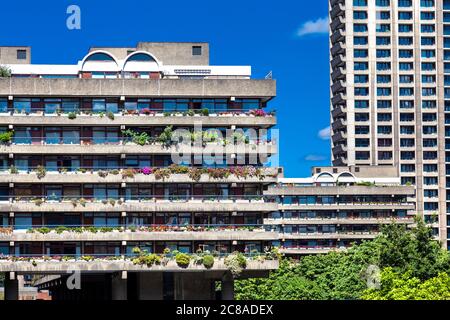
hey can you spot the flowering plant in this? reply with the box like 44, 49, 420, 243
141, 167, 152, 175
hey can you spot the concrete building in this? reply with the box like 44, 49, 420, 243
264, 166, 416, 255
0, 42, 416, 300
329, 0, 449, 246
0, 42, 279, 300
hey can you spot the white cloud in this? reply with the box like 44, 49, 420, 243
296, 17, 329, 37
318, 126, 331, 140
304, 154, 327, 162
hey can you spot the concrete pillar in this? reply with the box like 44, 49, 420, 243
174, 273, 215, 300
111, 273, 127, 300
4, 273, 19, 301
221, 273, 235, 300
137, 273, 163, 300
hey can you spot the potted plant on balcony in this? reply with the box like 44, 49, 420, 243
175, 253, 191, 268
34, 165, 47, 179
0, 130, 13, 145
224, 252, 247, 278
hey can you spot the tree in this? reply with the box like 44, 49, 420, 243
361, 268, 450, 300
235, 217, 450, 300
0, 66, 11, 78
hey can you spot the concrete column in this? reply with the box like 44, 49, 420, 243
111, 273, 127, 300
174, 273, 215, 300
137, 273, 163, 300
4, 273, 19, 301
221, 273, 234, 300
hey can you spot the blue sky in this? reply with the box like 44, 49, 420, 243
0, 0, 330, 177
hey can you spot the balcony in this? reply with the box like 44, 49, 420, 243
278, 202, 415, 211
0, 196, 279, 213
279, 246, 346, 255
0, 111, 277, 129
330, 0, 344, 7
331, 42, 346, 57
331, 67, 345, 81
331, 93, 346, 105
281, 232, 378, 240
331, 80, 346, 95
330, 3, 345, 20
0, 256, 279, 273
330, 16, 345, 31
332, 157, 347, 166
0, 78, 277, 99
331, 54, 346, 69
0, 225, 279, 242
0, 141, 278, 156
332, 130, 347, 143
330, 29, 345, 45
265, 185, 416, 196
332, 118, 347, 131
0, 166, 280, 184
332, 144, 347, 155
264, 217, 415, 225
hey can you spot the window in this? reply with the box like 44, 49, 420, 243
399, 37, 413, 45
421, 25, 435, 33
354, 24, 368, 32
192, 46, 202, 56
420, 0, 434, 7
421, 12, 435, 20
377, 62, 391, 71
376, 24, 391, 32
354, 11, 368, 20
355, 100, 369, 108
400, 88, 414, 96
399, 75, 413, 83
398, 0, 412, 7
377, 11, 390, 20
376, 49, 390, 58
422, 62, 435, 71
377, 113, 392, 122
399, 24, 413, 32
400, 100, 414, 109
400, 113, 414, 122
354, 49, 368, 58
376, 0, 389, 6
17, 50, 27, 60
376, 36, 390, 45
377, 88, 392, 96
422, 50, 436, 58
377, 100, 392, 108
399, 12, 413, 20
354, 62, 369, 70
354, 36, 368, 45
377, 75, 391, 83
355, 87, 369, 96
355, 75, 369, 83
353, 0, 367, 6
421, 37, 435, 46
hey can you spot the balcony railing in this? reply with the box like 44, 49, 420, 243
3, 224, 276, 233
1, 195, 275, 204
2, 107, 276, 118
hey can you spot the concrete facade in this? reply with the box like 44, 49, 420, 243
329, 0, 448, 247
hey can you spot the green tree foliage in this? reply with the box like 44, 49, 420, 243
235, 217, 450, 300
362, 268, 450, 300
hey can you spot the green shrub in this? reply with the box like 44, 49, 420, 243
68, 112, 77, 120
175, 253, 191, 268
202, 255, 215, 269
0, 131, 14, 145
0, 65, 11, 78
